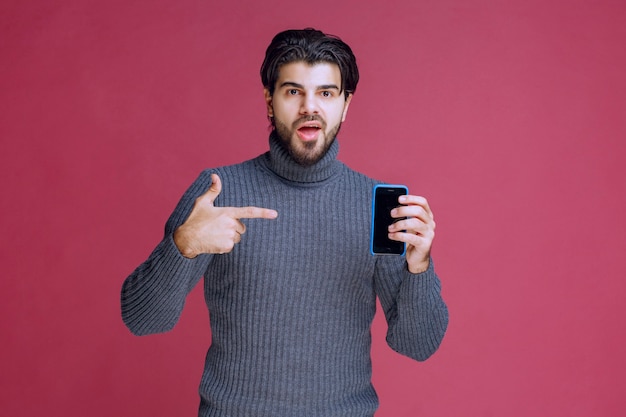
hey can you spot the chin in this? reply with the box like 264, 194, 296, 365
296, 142, 334, 166
275, 125, 333, 166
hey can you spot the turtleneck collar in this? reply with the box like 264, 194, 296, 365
259, 131, 342, 184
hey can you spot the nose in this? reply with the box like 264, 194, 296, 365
300, 92, 319, 115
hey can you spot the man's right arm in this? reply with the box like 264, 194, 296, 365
120, 170, 278, 336
120, 171, 215, 336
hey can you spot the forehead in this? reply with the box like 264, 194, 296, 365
276, 61, 342, 88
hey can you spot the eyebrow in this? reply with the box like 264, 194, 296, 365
279, 81, 341, 91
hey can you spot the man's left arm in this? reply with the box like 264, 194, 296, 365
374, 194, 449, 361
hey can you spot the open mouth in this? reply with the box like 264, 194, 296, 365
296, 123, 322, 141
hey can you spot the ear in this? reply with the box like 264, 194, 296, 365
264, 88, 273, 117
341, 93, 353, 122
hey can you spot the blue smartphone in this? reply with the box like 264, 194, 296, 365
370, 184, 408, 255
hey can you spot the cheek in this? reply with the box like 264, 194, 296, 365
328, 104, 348, 124
341, 108, 348, 122
341, 101, 351, 122
272, 99, 297, 118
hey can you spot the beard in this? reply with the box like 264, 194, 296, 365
273, 115, 342, 167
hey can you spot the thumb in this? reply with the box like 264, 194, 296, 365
200, 173, 222, 204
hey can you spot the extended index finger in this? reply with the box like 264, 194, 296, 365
230, 206, 279, 220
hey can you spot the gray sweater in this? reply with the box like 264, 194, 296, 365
121, 133, 449, 416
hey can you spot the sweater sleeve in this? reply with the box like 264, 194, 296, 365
373, 257, 449, 361
121, 171, 215, 336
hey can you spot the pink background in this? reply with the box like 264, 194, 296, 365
2, 0, 625, 416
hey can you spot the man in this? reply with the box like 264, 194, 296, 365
121, 28, 448, 417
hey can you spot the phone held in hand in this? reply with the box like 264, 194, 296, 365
370, 184, 408, 256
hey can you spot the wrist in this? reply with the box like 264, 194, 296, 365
408, 258, 430, 274
173, 227, 198, 259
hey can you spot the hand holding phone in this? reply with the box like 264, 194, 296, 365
370, 184, 408, 255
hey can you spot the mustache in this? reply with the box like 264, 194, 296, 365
293, 115, 326, 129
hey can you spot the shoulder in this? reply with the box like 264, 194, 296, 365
337, 161, 382, 188
192, 156, 261, 185
200, 156, 258, 176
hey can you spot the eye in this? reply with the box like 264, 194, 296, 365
288, 89, 299, 95
321, 91, 332, 98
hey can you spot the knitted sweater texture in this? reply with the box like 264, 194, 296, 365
121, 134, 449, 417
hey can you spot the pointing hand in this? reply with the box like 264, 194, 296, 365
174, 174, 278, 257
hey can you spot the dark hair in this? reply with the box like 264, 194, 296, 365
260, 28, 359, 99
